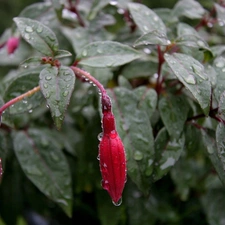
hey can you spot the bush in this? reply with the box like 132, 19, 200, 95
1, 0, 225, 224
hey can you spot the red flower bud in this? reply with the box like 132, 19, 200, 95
99, 111, 127, 205
6, 37, 20, 55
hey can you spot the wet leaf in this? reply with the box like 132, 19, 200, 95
153, 128, 185, 181
164, 53, 211, 115
54, 50, 72, 59
108, 87, 154, 195
39, 66, 75, 130
128, 3, 166, 35
159, 95, 189, 140
14, 17, 59, 56
215, 3, 225, 26
4, 68, 43, 114
213, 57, 225, 102
13, 129, 73, 217
133, 30, 171, 47
173, 0, 205, 19
202, 128, 225, 187
78, 41, 141, 68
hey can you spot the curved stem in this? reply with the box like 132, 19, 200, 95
0, 86, 40, 116
70, 66, 107, 95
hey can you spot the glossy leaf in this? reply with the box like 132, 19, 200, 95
133, 30, 171, 47
14, 17, 58, 56
173, 0, 205, 19
213, 57, 225, 102
153, 128, 185, 181
78, 41, 141, 68
108, 87, 154, 195
215, 3, 225, 26
128, 3, 166, 35
13, 129, 73, 217
159, 95, 189, 140
201, 128, 225, 187
39, 66, 75, 130
4, 68, 43, 114
164, 53, 211, 115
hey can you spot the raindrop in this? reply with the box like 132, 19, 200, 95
82, 50, 87, 57
166, 40, 171, 45
97, 154, 100, 160
117, 8, 125, 14
28, 109, 33, 113
97, 49, 103, 54
98, 132, 103, 141
207, 22, 213, 28
45, 92, 50, 98
63, 91, 69, 97
153, 16, 159, 21
45, 75, 52, 80
184, 75, 196, 84
25, 26, 33, 33
197, 40, 205, 48
43, 83, 48, 88
133, 151, 143, 161
143, 25, 149, 31
110, 0, 117, 6
36, 26, 43, 33
112, 198, 122, 206
23, 99, 28, 104
216, 61, 225, 68
143, 48, 151, 54
207, 146, 214, 154
24, 33, 30, 40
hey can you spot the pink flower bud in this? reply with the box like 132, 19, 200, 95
99, 111, 127, 205
6, 37, 20, 55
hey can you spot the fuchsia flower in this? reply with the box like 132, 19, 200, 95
98, 94, 127, 205
6, 37, 20, 54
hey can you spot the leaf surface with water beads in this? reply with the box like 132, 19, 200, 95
78, 41, 141, 68
13, 129, 73, 217
14, 17, 59, 56
153, 128, 185, 181
128, 3, 167, 35
108, 87, 155, 195
159, 95, 189, 140
39, 66, 75, 130
164, 53, 211, 115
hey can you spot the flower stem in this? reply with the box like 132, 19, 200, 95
0, 86, 40, 116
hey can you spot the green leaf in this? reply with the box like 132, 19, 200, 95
215, 3, 225, 26
54, 50, 72, 59
121, 61, 157, 79
39, 66, 75, 130
173, 0, 205, 19
153, 128, 185, 181
13, 129, 73, 217
20, 56, 43, 68
164, 53, 211, 115
202, 189, 225, 225
19, 2, 52, 19
128, 3, 166, 35
218, 91, 225, 117
108, 87, 154, 195
4, 68, 43, 114
14, 17, 59, 56
78, 41, 141, 68
133, 30, 171, 47
202, 128, 225, 187
159, 95, 189, 140
213, 57, 225, 102
133, 86, 158, 119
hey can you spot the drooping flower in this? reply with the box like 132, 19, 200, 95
98, 94, 127, 205
6, 37, 20, 55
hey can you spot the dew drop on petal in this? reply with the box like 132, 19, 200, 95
112, 198, 122, 206
98, 132, 103, 141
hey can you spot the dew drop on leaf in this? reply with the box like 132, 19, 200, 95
184, 75, 196, 84
24, 33, 30, 40
110, 0, 117, 6
25, 26, 33, 33
36, 26, 43, 33
63, 91, 69, 97
133, 151, 143, 161
45, 75, 52, 81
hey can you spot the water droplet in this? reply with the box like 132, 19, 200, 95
112, 198, 122, 206
24, 33, 30, 40
143, 48, 151, 54
97, 49, 103, 54
216, 61, 225, 68
185, 75, 196, 84
98, 132, 103, 141
160, 157, 175, 170
133, 151, 143, 161
43, 83, 48, 88
45, 92, 50, 98
82, 50, 87, 57
101, 179, 109, 190
45, 75, 52, 80
37, 26, 43, 33
207, 146, 214, 154
143, 25, 149, 31
25, 26, 33, 33
28, 109, 33, 113
153, 16, 159, 21
97, 154, 100, 160
63, 91, 69, 97
23, 99, 28, 104
197, 40, 205, 47
117, 8, 125, 14
110, 0, 117, 6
